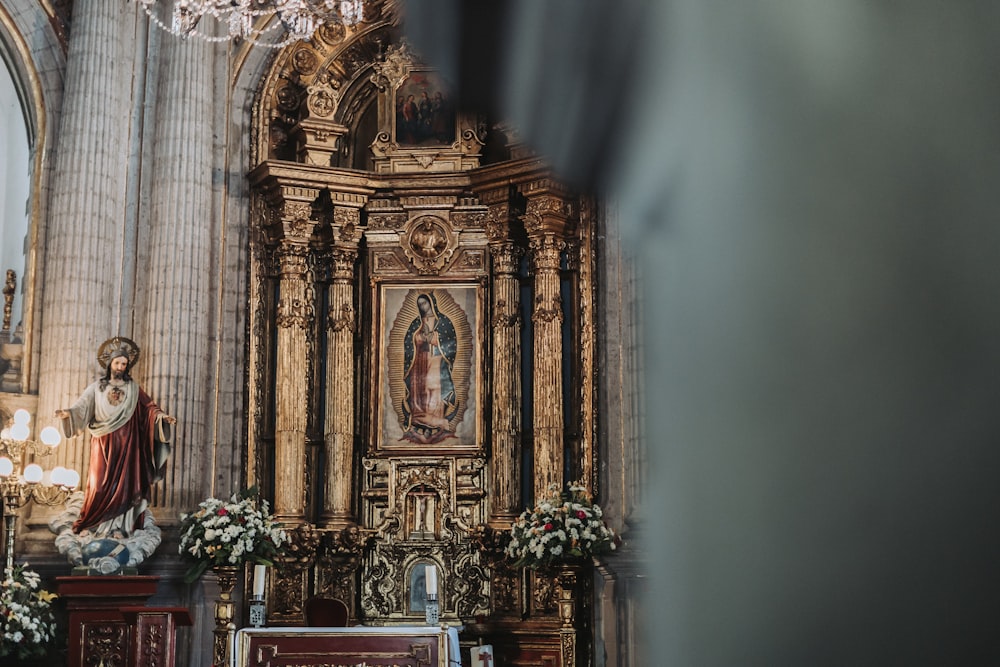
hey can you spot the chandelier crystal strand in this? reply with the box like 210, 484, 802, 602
135, 0, 365, 48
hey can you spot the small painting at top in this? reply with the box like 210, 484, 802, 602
394, 71, 456, 147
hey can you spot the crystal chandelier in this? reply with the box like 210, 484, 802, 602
138, 0, 366, 48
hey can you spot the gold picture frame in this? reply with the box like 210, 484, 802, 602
373, 283, 483, 453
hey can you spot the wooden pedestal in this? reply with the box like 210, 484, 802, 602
57, 575, 193, 667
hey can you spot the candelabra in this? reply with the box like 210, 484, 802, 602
0, 409, 79, 576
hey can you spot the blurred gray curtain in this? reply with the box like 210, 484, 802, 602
404, 1, 1000, 664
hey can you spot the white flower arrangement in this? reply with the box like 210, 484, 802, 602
178, 486, 287, 583
1, 563, 59, 660
505, 481, 618, 570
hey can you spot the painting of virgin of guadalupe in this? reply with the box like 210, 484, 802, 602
380, 286, 478, 449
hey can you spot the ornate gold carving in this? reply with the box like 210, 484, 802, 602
327, 302, 355, 332
84, 623, 128, 665
529, 235, 565, 270
273, 523, 321, 622
140, 622, 165, 666
489, 242, 522, 275
400, 215, 457, 275
276, 83, 302, 112
276, 242, 310, 276
330, 247, 358, 281
521, 190, 573, 236
2, 269, 14, 333
459, 127, 486, 156
333, 206, 361, 241
452, 549, 490, 617
533, 298, 563, 324
533, 572, 557, 614
306, 72, 340, 118
491, 299, 521, 329
369, 41, 414, 92
316, 21, 346, 45
276, 297, 312, 330
374, 251, 407, 272
371, 130, 393, 158
458, 250, 484, 271
400, 195, 456, 208
414, 153, 438, 169
315, 526, 370, 609
368, 212, 408, 230
292, 48, 318, 75
561, 631, 577, 665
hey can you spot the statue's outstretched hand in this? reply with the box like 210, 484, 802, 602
162, 414, 177, 425
55, 409, 70, 419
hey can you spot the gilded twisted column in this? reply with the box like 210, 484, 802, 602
37, 0, 138, 472
486, 200, 524, 525
320, 206, 360, 528
271, 197, 317, 524
522, 187, 573, 500
139, 33, 215, 511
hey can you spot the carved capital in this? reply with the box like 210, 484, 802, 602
489, 242, 523, 275
529, 235, 565, 271
521, 190, 573, 237
276, 241, 311, 276
330, 247, 359, 281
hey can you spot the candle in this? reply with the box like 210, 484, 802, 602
425, 564, 437, 596
253, 564, 266, 597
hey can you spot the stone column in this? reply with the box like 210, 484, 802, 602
485, 198, 524, 526
521, 185, 573, 500
37, 0, 138, 473
139, 34, 215, 512
269, 192, 318, 524
320, 206, 361, 528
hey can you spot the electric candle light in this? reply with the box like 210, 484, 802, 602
253, 564, 267, 597
425, 564, 437, 596
23, 463, 43, 483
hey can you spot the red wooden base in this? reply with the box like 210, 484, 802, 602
57, 575, 192, 667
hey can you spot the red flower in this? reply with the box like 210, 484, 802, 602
544, 522, 553, 531
576, 510, 587, 519
217, 508, 228, 516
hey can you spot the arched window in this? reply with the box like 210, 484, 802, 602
0, 57, 30, 342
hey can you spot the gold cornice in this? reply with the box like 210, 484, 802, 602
468, 158, 552, 200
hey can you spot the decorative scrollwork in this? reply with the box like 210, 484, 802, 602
327, 302, 355, 332
492, 299, 521, 329
276, 296, 313, 330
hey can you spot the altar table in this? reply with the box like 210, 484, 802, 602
233, 625, 463, 667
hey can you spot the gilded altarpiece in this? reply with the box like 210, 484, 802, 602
247, 22, 599, 665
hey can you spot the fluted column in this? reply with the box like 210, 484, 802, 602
521, 187, 573, 500
37, 0, 137, 473
320, 206, 360, 528
486, 200, 524, 526
270, 195, 317, 523
139, 34, 215, 511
